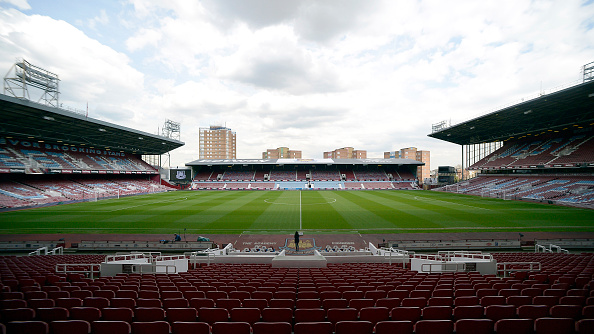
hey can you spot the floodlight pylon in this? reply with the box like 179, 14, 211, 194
3, 58, 60, 107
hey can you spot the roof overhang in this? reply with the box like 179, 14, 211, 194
0, 94, 184, 155
428, 80, 594, 145
186, 158, 424, 167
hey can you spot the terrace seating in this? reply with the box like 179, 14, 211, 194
469, 133, 594, 170
0, 255, 593, 333
435, 175, 594, 206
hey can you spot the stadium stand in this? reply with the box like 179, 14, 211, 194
0, 252, 593, 333
0, 176, 168, 209
436, 175, 594, 206
470, 134, 594, 170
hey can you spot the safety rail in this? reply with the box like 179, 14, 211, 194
105, 253, 149, 263
438, 251, 493, 261
535, 243, 569, 254
29, 246, 64, 256
55, 263, 100, 278
380, 247, 414, 267
497, 262, 541, 278
420, 262, 467, 273
411, 253, 442, 261
123, 251, 162, 257
187, 251, 216, 266
156, 254, 187, 261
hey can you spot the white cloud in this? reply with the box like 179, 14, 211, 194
87, 9, 109, 31
1, 0, 593, 170
1, 0, 30, 11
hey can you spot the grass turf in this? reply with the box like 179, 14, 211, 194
0, 190, 592, 234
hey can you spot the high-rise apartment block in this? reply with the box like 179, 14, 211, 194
384, 147, 430, 183
199, 125, 236, 159
324, 147, 367, 159
262, 147, 302, 159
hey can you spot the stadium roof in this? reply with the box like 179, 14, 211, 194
186, 158, 424, 166
428, 80, 594, 145
0, 94, 184, 155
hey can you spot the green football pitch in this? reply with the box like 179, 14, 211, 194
0, 190, 592, 234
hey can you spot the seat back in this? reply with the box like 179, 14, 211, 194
454, 319, 494, 334
230, 307, 261, 324
335, 320, 374, 334
374, 321, 413, 334
7, 321, 49, 334
166, 307, 198, 322
170, 321, 210, 334
92, 321, 131, 334
70, 307, 102, 322
211, 322, 251, 334
294, 321, 333, 334
414, 320, 454, 334
252, 321, 292, 334
494, 319, 533, 334
198, 307, 229, 324
131, 321, 171, 334
261, 307, 293, 323
51, 320, 91, 334
294, 308, 326, 323
534, 317, 574, 334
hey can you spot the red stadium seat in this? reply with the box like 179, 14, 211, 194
70, 306, 102, 321
293, 322, 333, 334
252, 321, 292, 334
414, 320, 454, 334
166, 307, 198, 322
455, 319, 494, 334
51, 320, 91, 334
131, 321, 171, 334
261, 307, 292, 323
534, 317, 574, 334
230, 307, 261, 324
102, 307, 134, 322
211, 322, 251, 334
6, 321, 49, 334
390, 306, 422, 322
198, 307, 229, 324
374, 321, 414, 334
171, 322, 210, 334
494, 319, 533, 334
294, 308, 326, 323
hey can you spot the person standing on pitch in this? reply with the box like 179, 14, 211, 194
294, 231, 300, 252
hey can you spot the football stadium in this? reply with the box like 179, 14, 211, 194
1, 61, 594, 333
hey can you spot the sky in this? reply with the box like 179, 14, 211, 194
1, 0, 593, 170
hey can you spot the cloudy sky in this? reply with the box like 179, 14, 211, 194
1, 0, 593, 169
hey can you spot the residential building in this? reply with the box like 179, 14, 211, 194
324, 147, 367, 159
384, 147, 430, 184
199, 125, 236, 159
262, 147, 302, 159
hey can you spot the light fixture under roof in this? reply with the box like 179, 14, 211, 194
98, 128, 106, 132
523, 110, 532, 115
43, 116, 55, 121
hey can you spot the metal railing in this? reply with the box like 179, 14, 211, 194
55, 263, 100, 278
29, 246, 63, 256
535, 243, 569, 253
497, 262, 541, 278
